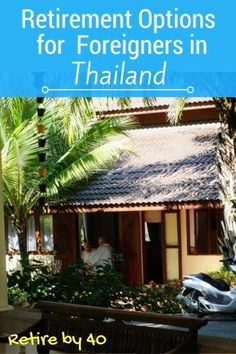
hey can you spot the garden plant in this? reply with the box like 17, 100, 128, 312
7, 261, 182, 314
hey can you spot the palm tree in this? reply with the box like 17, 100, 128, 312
0, 97, 136, 273
167, 97, 236, 262
167, 98, 236, 194
167, 98, 236, 134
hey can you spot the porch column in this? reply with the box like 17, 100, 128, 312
0, 155, 11, 311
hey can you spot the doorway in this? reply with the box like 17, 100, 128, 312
144, 222, 163, 283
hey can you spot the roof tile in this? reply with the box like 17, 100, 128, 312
61, 123, 222, 208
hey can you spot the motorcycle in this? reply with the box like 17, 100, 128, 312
177, 217, 236, 315
177, 259, 236, 315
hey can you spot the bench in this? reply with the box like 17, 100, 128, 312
37, 301, 208, 353
0, 308, 41, 343
0, 307, 41, 354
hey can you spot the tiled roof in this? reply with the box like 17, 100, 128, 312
60, 122, 222, 209
93, 97, 213, 114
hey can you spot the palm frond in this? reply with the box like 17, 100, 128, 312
166, 98, 188, 125
46, 134, 131, 198
0, 97, 136, 218
142, 97, 157, 107
46, 114, 136, 166
48, 98, 96, 145
1, 116, 41, 211
44, 114, 135, 199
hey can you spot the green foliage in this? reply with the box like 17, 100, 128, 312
7, 284, 28, 307
140, 281, 182, 314
10, 263, 236, 314
7, 262, 181, 314
207, 266, 236, 285
7, 266, 55, 308
0, 97, 136, 273
113, 281, 182, 314
7, 261, 127, 308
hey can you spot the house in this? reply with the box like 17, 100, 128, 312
6, 98, 230, 286
51, 98, 230, 286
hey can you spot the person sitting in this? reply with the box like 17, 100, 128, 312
81, 241, 96, 268
92, 237, 113, 268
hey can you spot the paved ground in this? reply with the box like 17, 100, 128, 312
199, 336, 236, 353
198, 316, 236, 353
199, 317, 236, 339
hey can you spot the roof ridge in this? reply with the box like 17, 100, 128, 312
128, 121, 221, 133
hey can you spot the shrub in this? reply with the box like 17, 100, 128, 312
207, 266, 236, 286
113, 280, 182, 314
7, 266, 57, 308
7, 260, 128, 308
8, 284, 29, 307
7, 261, 181, 314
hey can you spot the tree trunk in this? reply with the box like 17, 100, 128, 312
7, 210, 31, 276
11, 217, 30, 275
18, 228, 30, 275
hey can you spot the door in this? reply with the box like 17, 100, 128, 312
144, 222, 163, 283
162, 211, 182, 282
118, 212, 143, 286
53, 213, 79, 268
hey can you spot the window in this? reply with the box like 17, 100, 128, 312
27, 215, 37, 251
6, 218, 19, 252
187, 209, 221, 255
40, 215, 54, 252
6, 214, 54, 254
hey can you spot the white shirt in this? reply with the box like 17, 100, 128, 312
81, 248, 96, 265
92, 244, 113, 268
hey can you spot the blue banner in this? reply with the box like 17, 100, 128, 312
0, 0, 235, 97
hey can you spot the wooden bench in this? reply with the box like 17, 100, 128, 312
0, 308, 41, 343
37, 301, 208, 353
